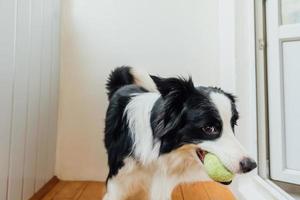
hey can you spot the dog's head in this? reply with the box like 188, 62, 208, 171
151, 75, 257, 183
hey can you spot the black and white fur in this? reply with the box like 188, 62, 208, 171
103, 66, 257, 200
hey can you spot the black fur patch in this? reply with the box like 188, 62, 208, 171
104, 85, 147, 181
105, 66, 149, 181
106, 66, 133, 100
150, 77, 239, 154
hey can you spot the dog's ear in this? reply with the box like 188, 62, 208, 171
150, 75, 195, 99
151, 75, 195, 136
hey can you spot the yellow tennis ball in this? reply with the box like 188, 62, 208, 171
203, 153, 234, 183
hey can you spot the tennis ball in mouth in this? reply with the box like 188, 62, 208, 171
203, 153, 234, 183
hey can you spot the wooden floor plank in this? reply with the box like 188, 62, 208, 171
42, 181, 67, 200
73, 182, 89, 200
172, 185, 184, 200
39, 181, 235, 200
30, 177, 60, 200
77, 182, 105, 200
181, 182, 210, 200
202, 182, 236, 200
52, 182, 87, 200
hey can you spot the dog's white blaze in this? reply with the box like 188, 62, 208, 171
125, 92, 161, 164
200, 92, 248, 173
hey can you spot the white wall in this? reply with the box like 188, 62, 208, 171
217, 0, 257, 159
0, 0, 61, 199
57, 0, 220, 181
234, 0, 257, 159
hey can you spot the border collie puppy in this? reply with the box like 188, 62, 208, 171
103, 66, 256, 200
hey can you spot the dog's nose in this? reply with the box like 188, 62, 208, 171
240, 157, 257, 173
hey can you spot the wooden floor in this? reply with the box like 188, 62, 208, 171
40, 181, 235, 200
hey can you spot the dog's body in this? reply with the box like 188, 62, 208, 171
103, 67, 256, 200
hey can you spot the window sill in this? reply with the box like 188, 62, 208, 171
229, 174, 294, 200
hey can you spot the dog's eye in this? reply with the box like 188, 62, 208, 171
202, 126, 218, 135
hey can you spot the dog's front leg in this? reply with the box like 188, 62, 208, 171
103, 158, 148, 200
103, 179, 125, 200
149, 174, 177, 200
